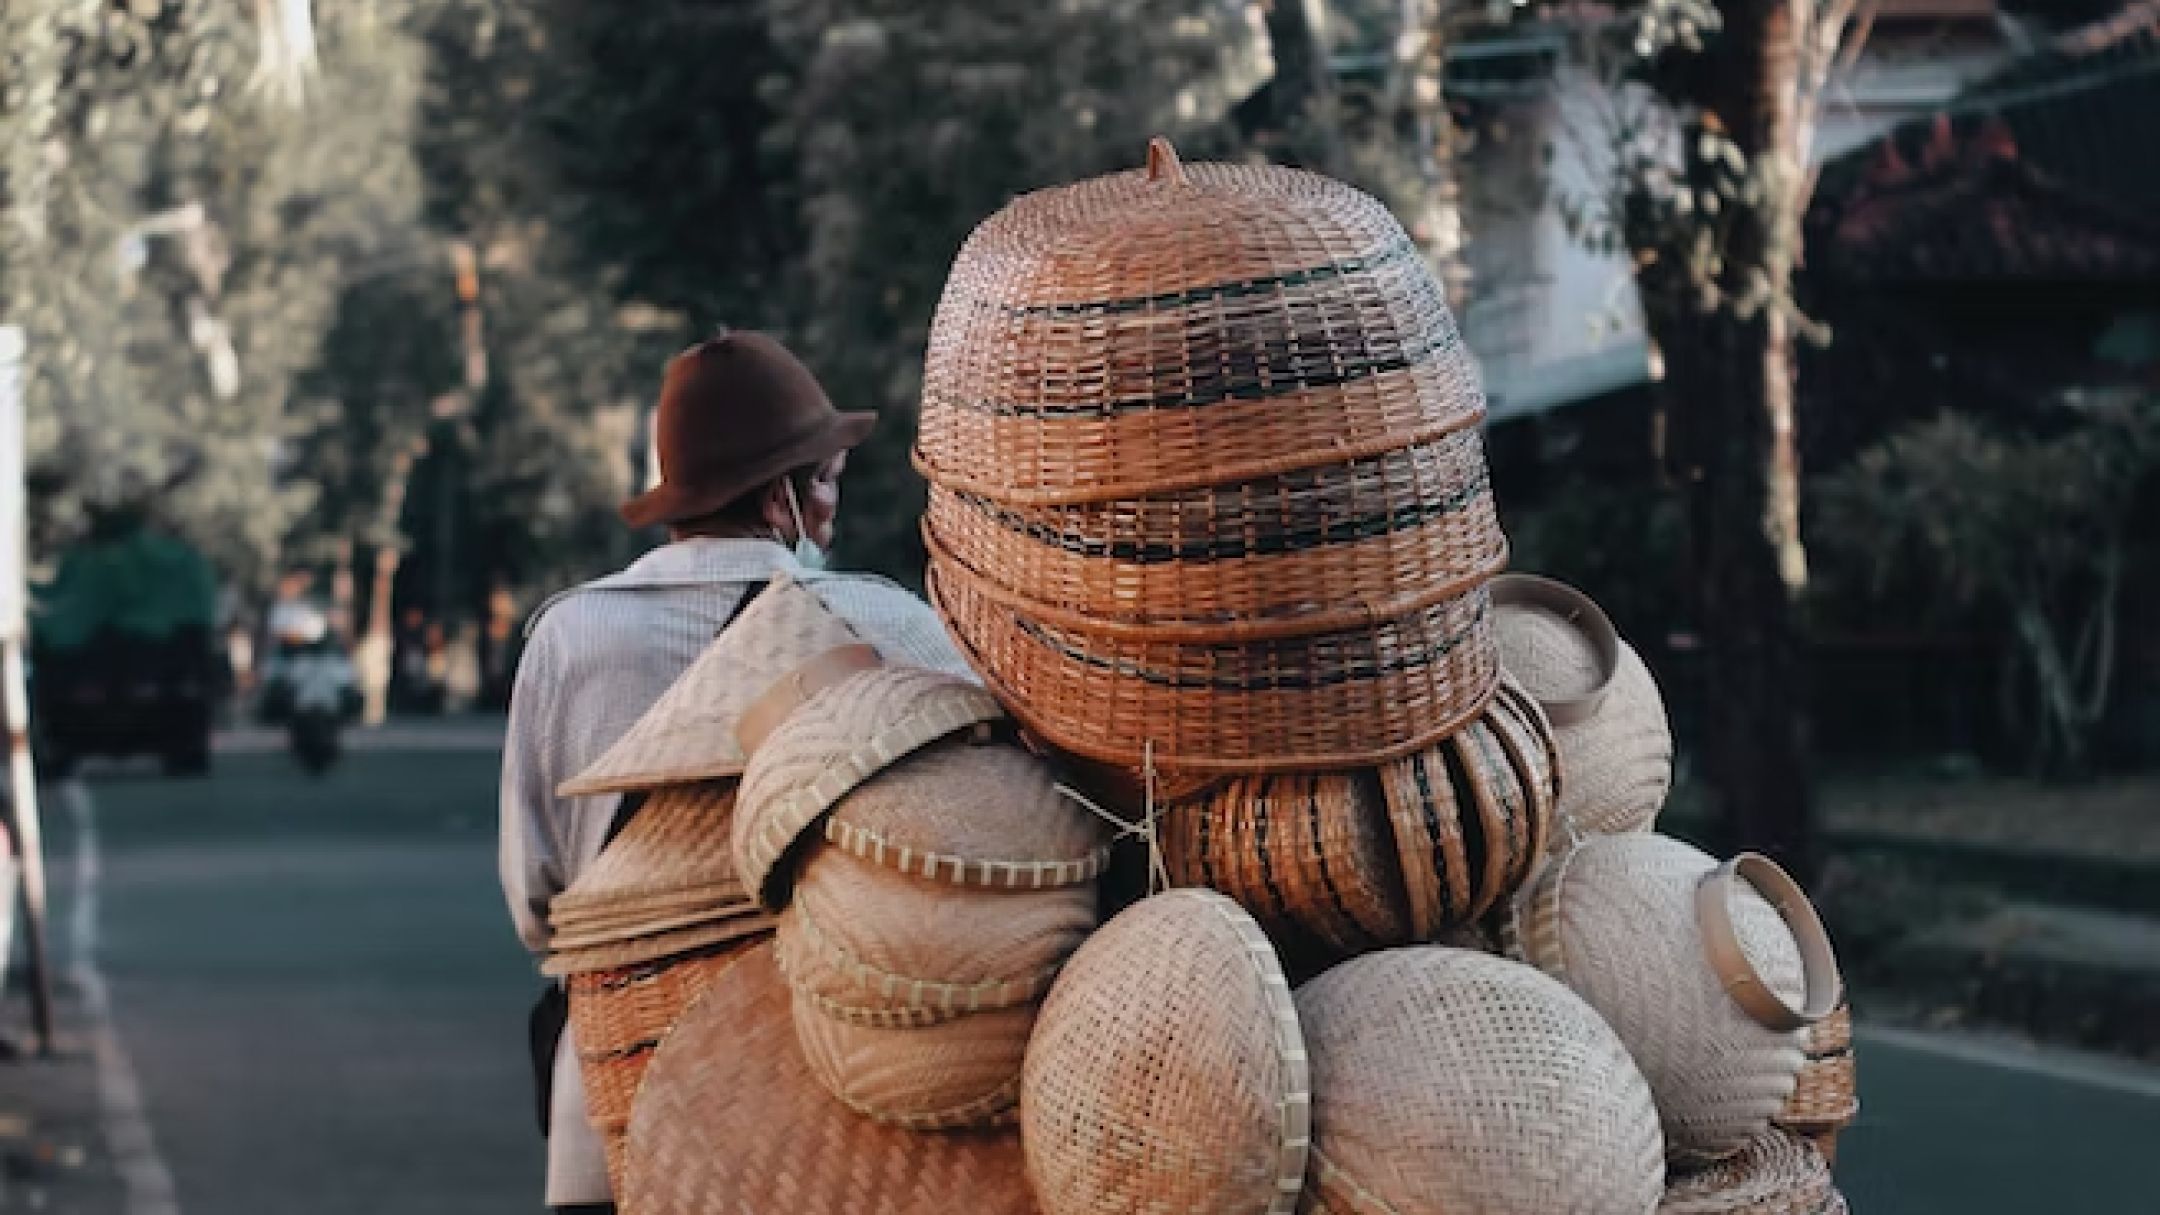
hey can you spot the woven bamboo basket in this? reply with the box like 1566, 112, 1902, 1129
623, 945, 1037, 1215
566, 940, 758, 1198
1773, 1001, 1857, 1163
929, 557, 1499, 772
922, 429, 1504, 629
1658, 1131, 1838, 1215
916, 141, 1488, 505
784, 847, 1096, 1019
1378, 675, 1559, 937
823, 737, 1110, 889
1492, 574, 1673, 845
1161, 769, 1413, 966
1021, 889, 1310, 1215
1297, 947, 1666, 1215
1510, 837, 1844, 1163
735, 665, 1004, 909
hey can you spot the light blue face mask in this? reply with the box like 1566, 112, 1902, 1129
783, 479, 829, 571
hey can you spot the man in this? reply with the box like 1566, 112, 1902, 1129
500, 330, 969, 1212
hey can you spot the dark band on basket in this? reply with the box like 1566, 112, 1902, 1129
1012, 596, 1487, 692
1303, 780, 1367, 946
958, 309, 1468, 420
950, 471, 1492, 565
1000, 235, 1418, 318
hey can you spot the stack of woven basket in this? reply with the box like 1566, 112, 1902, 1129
592, 141, 1858, 1215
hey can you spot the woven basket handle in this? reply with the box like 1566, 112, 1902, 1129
1695, 853, 1841, 1032
1489, 574, 1620, 727
1145, 136, 1188, 185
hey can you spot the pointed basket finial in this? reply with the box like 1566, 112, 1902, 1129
1145, 136, 1187, 185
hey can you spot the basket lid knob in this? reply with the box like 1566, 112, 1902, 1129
1144, 136, 1187, 186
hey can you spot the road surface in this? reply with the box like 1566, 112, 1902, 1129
41, 739, 2160, 1213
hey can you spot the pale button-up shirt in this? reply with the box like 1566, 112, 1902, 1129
498, 537, 973, 1205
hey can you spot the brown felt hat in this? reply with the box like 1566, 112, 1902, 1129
622, 329, 874, 529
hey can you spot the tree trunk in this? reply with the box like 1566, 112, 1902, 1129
1264, 0, 1347, 174
1647, 0, 1818, 878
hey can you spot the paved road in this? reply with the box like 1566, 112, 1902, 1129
41, 741, 2160, 1213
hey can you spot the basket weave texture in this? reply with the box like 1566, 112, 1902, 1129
624, 945, 1037, 1215
1162, 769, 1413, 965
823, 738, 1109, 889
1658, 1132, 1837, 1215
915, 142, 1507, 773
1379, 676, 1558, 938
1022, 889, 1310, 1215
1774, 1002, 1857, 1139
734, 666, 1004, 910
792, 994, 1032, 1130
1295, 946, 1665, 1215
1510, 834, 1810, 1163
566, 941, 756, 1197
787, 847, 1096, 1019
1491, 580, 1674, 844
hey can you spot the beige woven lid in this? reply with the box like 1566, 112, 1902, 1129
735, 666, 1005, 910
1296, 947, 1665, 1215
1659, 1132, 1835, 1215
824, 739, 1110, 889
623, 944, 1037, 1215
786, 847, 1096, 1019
559, 577, 866, 796
1509, 834, 1835, 1162
1491, 574, 1673, 843
1021, 889, 1310, 1215
791, 994, 1033, 1130
541, 911, 775, 978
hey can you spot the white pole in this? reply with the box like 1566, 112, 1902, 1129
0, 323, 54, 1053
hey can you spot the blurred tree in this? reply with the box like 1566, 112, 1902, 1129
1814, 395, 2159, 777
1552, 0, 1866, 877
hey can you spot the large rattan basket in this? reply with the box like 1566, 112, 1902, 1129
915, 138, 1507, 773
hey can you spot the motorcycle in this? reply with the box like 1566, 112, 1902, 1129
260, 605, 361, 776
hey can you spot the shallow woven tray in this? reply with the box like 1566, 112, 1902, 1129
922, 429, 1503, 629
930, 559, 1499, 772
624, 945, 1037, 1215
1659, 1132, 1836, 1215
791, 994, 1031, 1130
542, 912, 774, 978
1162, 769, 1412, 965
915, 142, 1487, 505
1378, 677, 1557, 936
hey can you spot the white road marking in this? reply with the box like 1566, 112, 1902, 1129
62, 781, 183, 1215
1858, 1023, 2160, 1101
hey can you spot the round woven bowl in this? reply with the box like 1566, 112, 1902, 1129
785, 847, 1096, 1020
916, 142, 1488, 505
929, 558, 1499, 773
922, 429, 1504, 629
1510, 835, 1842, 1162
791, 994, 1033, 1130
824, 737, 1109, 889
1659, 1132, 1836, 1215
566, 940, 758, 1197
1021, 889, 1310, 1215
1378, 675, 1558, 937
734, 665, 1004, 910
624, 944, 1037, 1215
1161, 769, 1413, 965
1296, 947, 1665, 1215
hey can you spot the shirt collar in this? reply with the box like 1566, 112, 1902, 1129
616, 537, 802, 586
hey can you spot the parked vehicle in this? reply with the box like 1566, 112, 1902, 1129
31, 514, 220, 778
